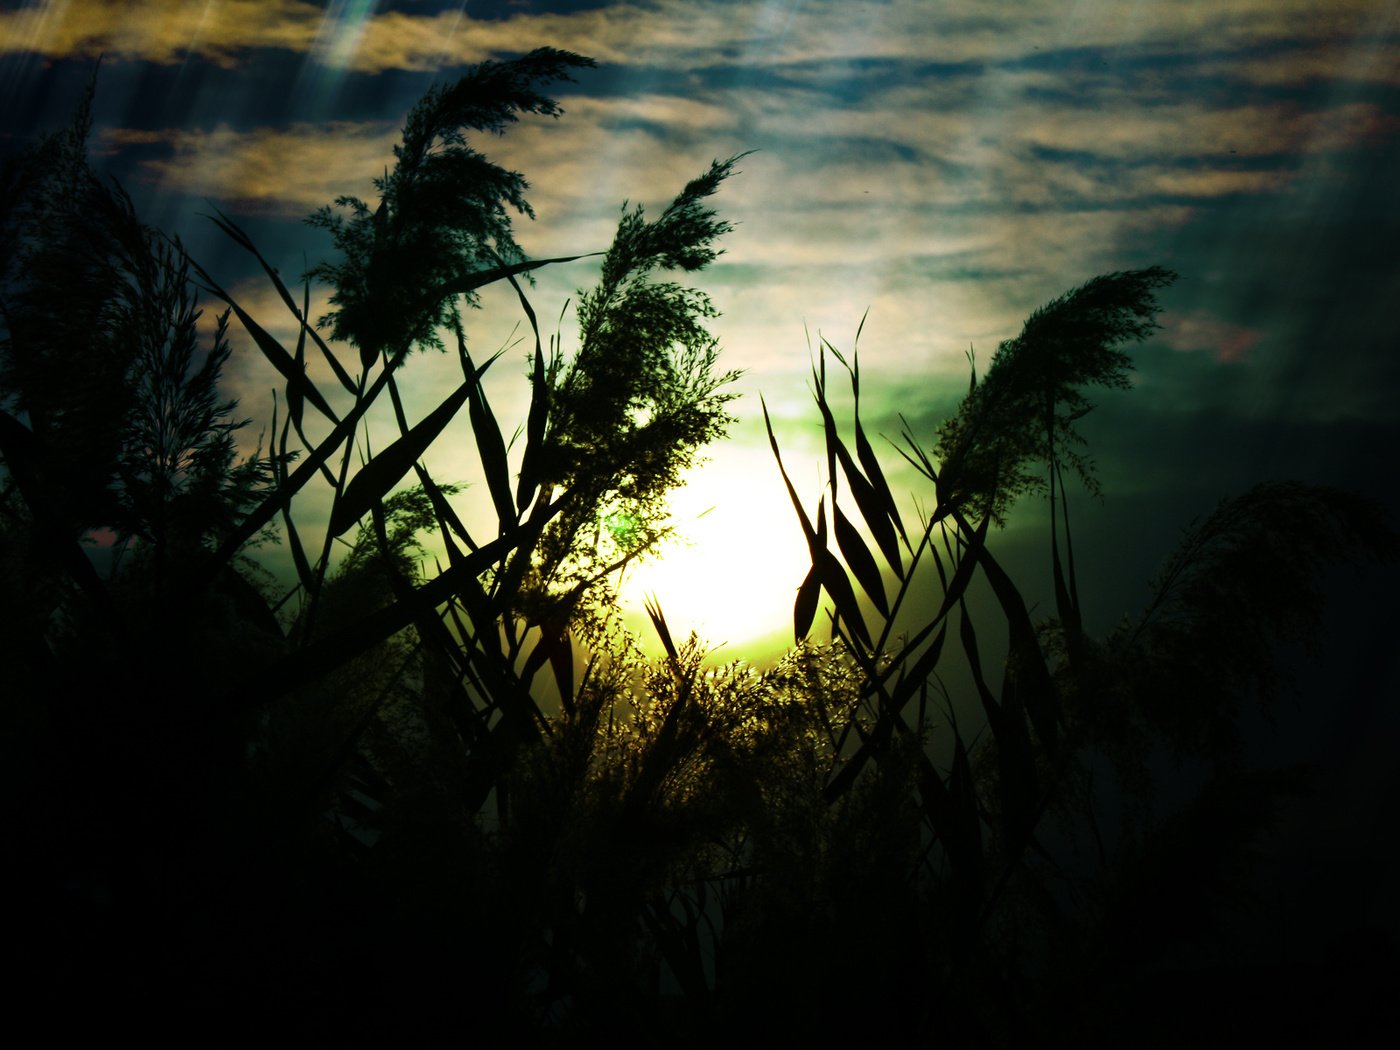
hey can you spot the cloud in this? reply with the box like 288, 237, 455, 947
4, 0, 1392, 76
0, 0, 327, 68
1160, 311, 1262, 363
62, 0, 1400, 448
101, 121, 399, 214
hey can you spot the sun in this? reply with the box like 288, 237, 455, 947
618, 442, 815, 661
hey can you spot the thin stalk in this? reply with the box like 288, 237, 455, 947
301, 362, 375, 645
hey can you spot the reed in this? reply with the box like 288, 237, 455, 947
2, 53, 1394, 1045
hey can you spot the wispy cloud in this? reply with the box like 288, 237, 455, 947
101, 121, 398, 214
57, 0, 1397, 439
5, 1, 1392, 77
0, 0, 327, 68
9, 1, 1389, 657
1160, 311, 1262, 364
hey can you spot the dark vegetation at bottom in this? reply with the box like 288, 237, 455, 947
4, 51, 1397, 1045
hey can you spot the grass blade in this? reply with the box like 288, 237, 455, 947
421, 467, 478, 553
958, 597, 1038, 844
812, 362, 905, 578
834, 503, 888, 617
328, 382, 471, 536
275, 400, 315, 594
203, 367, 390, 580
762, 395, 818, 546
887, 622, 949, 715
458, 330, 517, 533
794, 564, 820, 641
971, 538, 1062, 752
856, 415, 908, 547
487, 249, 551, 513
816, 545, 872, 650
186, 255, 341, 425
441, 252, 603, 297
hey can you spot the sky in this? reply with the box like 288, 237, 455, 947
2, 0, 1398, 681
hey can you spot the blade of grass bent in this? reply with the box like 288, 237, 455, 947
186, 256, 341, 425
202, 208, 358, 396
958, 596, 1038, 843
328, 381, 472, 537
968, 533, 1062, 752
794, 565, 820, 642
761, 395, 818, 543
856, 416, 907, 547
458, 330, 517, 533
275, 399, 316, 593
763, 399, 873, 647
486, 249, 551, 514
828, 342, 907, 565
834, 503, 889, 617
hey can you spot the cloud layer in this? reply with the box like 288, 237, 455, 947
4, 0, 1396, 656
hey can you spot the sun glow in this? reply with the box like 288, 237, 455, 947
618, 441, 815, 662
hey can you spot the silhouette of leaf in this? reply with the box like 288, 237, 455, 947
794, 564, 820, 641
186, 255, 341, 424
201, 367, 395, 583
420, 467, 477, 553
959, 596, 1038, 844
645, 595, 682, 671
835, 503, 888, 617
457, 333, 515, 533
762, 395, 818, 548
972, 537, 1061, 752
274, 404, 315, 593
486, 255, 550, 513
812, 351, 905, 579
521, 624, 569, 694
547, 630, 575, 710
887, 621, 949, 716
856, 415, 908, 545
329, 382, 471, 537
437, 252, 600, 302
202, 206, 358, 396
816, 545, 871, 649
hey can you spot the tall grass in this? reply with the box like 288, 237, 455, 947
2, 53, 1395, 1044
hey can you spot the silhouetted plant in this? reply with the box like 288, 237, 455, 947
1, 78, 139, 538
5, 52, 1396, 1049
762, 272, 1395, 1043
309, 48, 596, 365
933, 266, 1176, 526
1072, 480, 1397, 773
1, 75, 278, 600
527, 159, 744, 618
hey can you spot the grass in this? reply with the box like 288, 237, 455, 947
2, 54, 1397, 1045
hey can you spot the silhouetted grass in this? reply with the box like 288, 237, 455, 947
2, 55, 1396, 1046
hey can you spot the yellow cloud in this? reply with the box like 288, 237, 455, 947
0, 0, 325, 67
102, 121, 399, 214
2, 0, 1389, 78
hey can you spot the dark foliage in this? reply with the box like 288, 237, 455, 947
934, 266, 1177, 524
308, 47, 595, 364
3, 59, 1395, 1050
